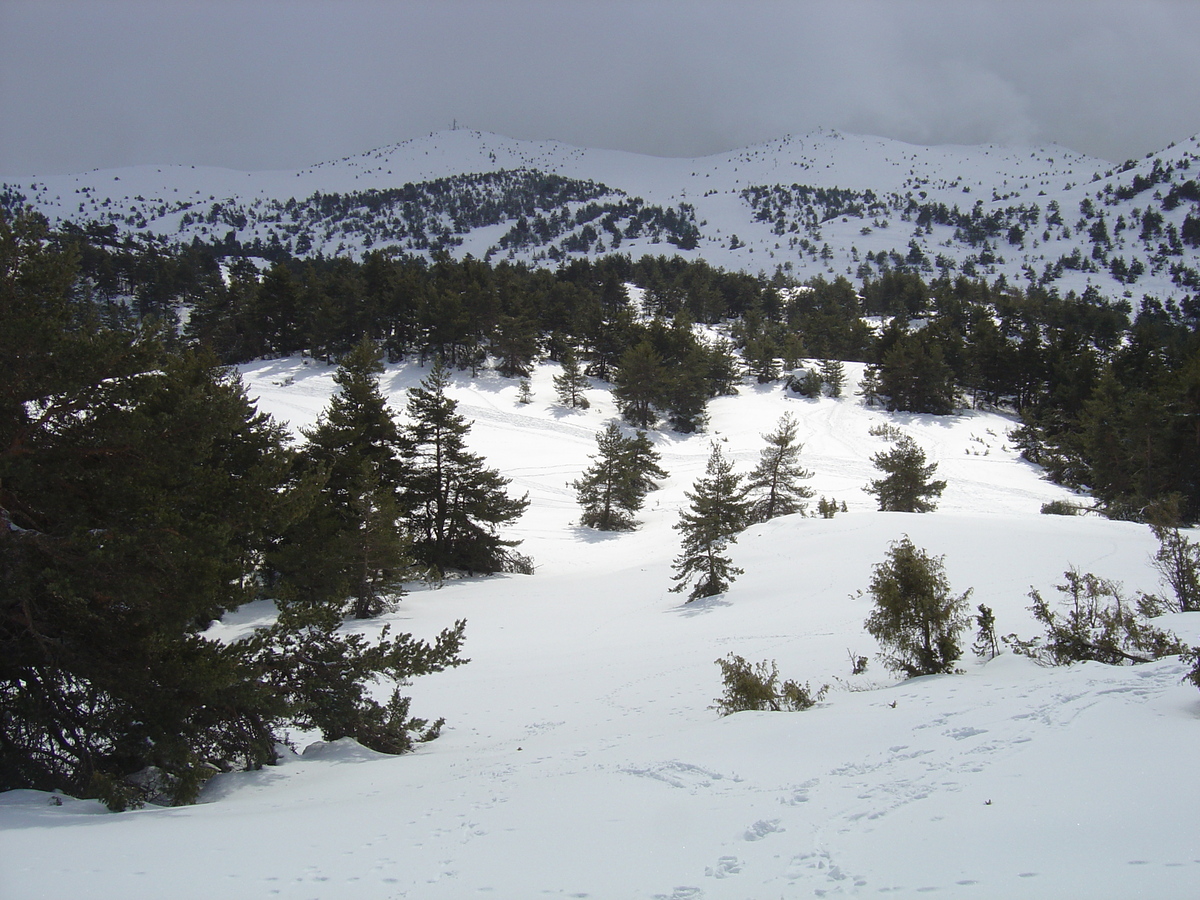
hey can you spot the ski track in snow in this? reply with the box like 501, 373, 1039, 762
3, 356, 1200, 899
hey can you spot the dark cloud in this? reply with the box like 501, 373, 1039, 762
3, 0, 1199, 176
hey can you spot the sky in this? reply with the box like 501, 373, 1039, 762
3, 0, 1200, 177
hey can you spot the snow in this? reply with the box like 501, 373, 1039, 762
3, 357, 1199, 899
9, 127, 1200, 301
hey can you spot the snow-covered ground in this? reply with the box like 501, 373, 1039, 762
3, 359, 1198, 899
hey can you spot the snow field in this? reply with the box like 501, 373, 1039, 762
2, 356, 1198, 899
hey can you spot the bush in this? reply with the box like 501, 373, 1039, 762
1005, 567, 1184, 666
1040, 499, 1080, 516
1148, 525, 1200, 612
864, 536, 971, 677
712, 654, 827, 715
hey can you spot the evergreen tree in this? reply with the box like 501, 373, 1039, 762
401, 361, 529, 575
671, 443, 751, 601
878, 335, 957, 414
626, 428, 669, 495
574, 423, 666, 530
552, 346, 590, 409
746, 412, 814, 522
612, 340, 664, 428
865, 435, 946, 512
279, 338, 413, 619
858, 363, 884, 406
819, 358, 846, 397
491, 314, 538, 378
0, 214, 469, 809
662, 344, 711, 433
864, 536, 971, 677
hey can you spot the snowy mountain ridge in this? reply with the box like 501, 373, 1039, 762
6, 128, 1200, 301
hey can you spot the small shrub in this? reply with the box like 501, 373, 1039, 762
1148, 525, 1200, 612
816, 496, 844, 518
1005, 567, 1185, 666
972, 603, 1000, 659
712, 654, 828, 715
786, 368, 825, 399
1040, 499, 1079, 516
847, 649, 869, 675
868, 422, 905, 440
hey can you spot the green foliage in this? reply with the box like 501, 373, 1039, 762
865, 435, 947, 512
1009, 568, 1185, 665
972, 604, 1000, 659
712, 654, 827, 715
857, 364, 884, 407
746, 412, 814, 522
552, 346, 590, 409
1040, 499, 1080, 516
816, 496, 845, 518
671, 443, 750, 601
244, 609, 467, 756
401, 361, 529, 575
864, 537, 971, 677
574, 423, 666, 531
278, 338, 414, 619
612, 341, 663, 428
1148, 524, 1200, 612
0, 212, 468, 808
787, 367, 825, 398
819, 358, 846, 397
877, 333, 957, 415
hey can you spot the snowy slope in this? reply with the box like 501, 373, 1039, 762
3, 358, 1198, 899
6, 128, 1200, 301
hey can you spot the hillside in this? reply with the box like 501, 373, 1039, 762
5, 128, 1200, 301
2, 356, 1198, 898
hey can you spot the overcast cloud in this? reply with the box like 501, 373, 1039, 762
2, 0, 1199, 177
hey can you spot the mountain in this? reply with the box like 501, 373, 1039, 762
5, 129, 1200, 300
2, 353, 1197, 897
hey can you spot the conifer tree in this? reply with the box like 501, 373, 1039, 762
671, 443, 751, 601
574, 423, 666, 530
613, 340, 664, 428
401, 361, 529, 575
280, 338, 413, 619
553, 346, 590, 409
865, 435, 946, 512
819, 358, 846, 398
747, 412, 814, 522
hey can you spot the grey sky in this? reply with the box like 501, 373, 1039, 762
2, 0, 1198, 177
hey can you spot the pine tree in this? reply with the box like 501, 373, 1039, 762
746, 412, 814, 522
865, 435, 946, 512
864, 536, 972, 677
401, 361, 529, 575
858, 363, 884, 406
574, 423, 666, 530
553, 346, 590, 409
819, 358, 846, 398
671, 443, 751, 601
613, 340, 664, 428
280, 338, 413, 619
